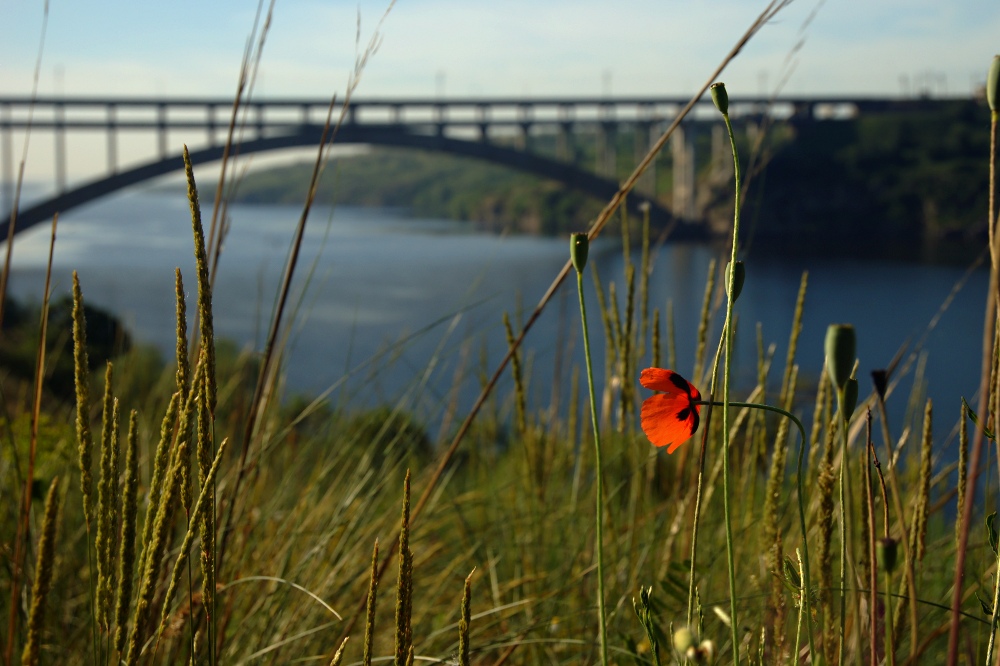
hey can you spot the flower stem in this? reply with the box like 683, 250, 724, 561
720, 102, 741, 665
694, 395, 817, 659
885, 569, 896, 666
575, 258, 609, 666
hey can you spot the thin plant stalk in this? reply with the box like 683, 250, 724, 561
949, 54, 1000, 665
884, 567, 895, 666
865, 411, 877, 666
836, 389, 849, 666
571, 234, 609, 666
794, 548, 806, 665
989, 497, 1000, 660
714, 83, 744, 663
5, 213, 55, 666
689, 397, 814, 659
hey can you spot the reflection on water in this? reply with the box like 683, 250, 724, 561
5, 188, 989, 444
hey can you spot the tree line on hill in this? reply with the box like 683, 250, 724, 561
232, 100, 991, 257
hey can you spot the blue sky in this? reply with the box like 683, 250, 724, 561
1, 0, 998, 181
2, 0, 998, 99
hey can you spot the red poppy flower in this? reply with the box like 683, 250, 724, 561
639, 368, 702, 453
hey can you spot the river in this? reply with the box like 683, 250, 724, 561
4, 187, 989, 446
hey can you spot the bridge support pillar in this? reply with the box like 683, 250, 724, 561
1, 104, 11, 216
671, 122, 696, 221
107, 103, 118, 174
206, 104, 216, 146
596, 122, 616, 180
516, 123, 532, 152
55, 102, 66, 194
634, 121, 656, 195
157, 104, 168, 159
710, 123, 733, 185
556, 122, 575, 163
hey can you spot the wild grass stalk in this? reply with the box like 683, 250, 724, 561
5, 212, 55, 666
394, 471, 414, 666
763, 363, 797, 655
871, 370, 920, 649
137, 391, 180, 580
71, 271, 101, 666
864, 411, 877, 666
869, 422, 894, 666
153, 434, 230, 650
113, 411, 139, 657
20, 477, 61, 666
363, 540, 378, 666
502, 313, 526, 438
127, 357, 205, 664
328, 637, 349, 666
195, 366, 216, 665
949, 53, 1000, 664
95, 363, 116, 638
175, 269, 190, 401
895, 399, 932, 650
458, 569, 474, 666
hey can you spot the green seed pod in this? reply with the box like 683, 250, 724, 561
988, 55, 999, 114
570, 233, 589, 274
726, 260, 745, 303
843, 377, 859, 420
824, 324, 856, 391
877, 537, 899, 574
710, 82, 729, 116
673, 627, 695, 654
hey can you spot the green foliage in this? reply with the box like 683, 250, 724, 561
0, 295, 132, 401
234, 147, 603, 234
746, 101, 991, 249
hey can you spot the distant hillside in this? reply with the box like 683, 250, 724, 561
233, 100, 993, 251
232, 147, 604, 235
729, 100, 991, 251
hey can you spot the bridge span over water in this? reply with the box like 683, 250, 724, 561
0, 94, 961, 240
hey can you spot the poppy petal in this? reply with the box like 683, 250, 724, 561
640, 368, 686, 394
640, 393, 699, 453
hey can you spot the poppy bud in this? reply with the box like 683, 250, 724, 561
877, 537, 898, 574
570, 233, 589, 274
988, 55, 1000, 114
824, 324, 856, 391
673, 627, 695, 654
726, 260, 745, 303
710, 82, 729, 116
871, 369, 888, 402
843, 377, 859, 420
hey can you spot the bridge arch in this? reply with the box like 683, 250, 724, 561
1, 124, 677, 240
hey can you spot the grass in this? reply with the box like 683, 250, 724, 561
3, 5, 1000, 665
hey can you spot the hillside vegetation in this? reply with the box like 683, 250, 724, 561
234, 100, 991, 252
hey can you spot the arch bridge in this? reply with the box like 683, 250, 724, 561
0, 94, 955, 239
